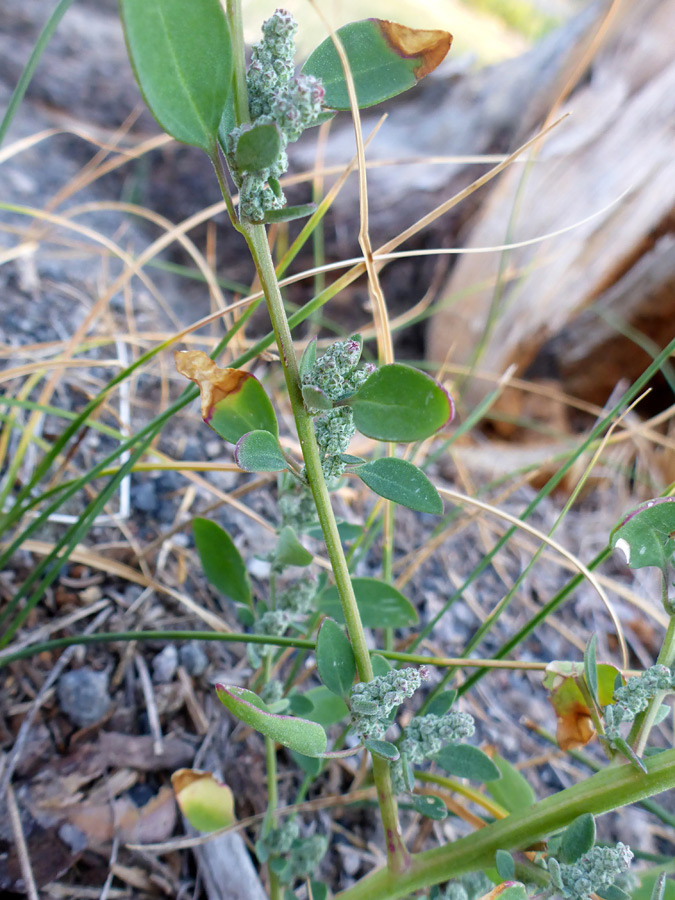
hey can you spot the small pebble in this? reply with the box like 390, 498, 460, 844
152, 645, 178, 683
57, 667, 111, 728
133, 480, 158, 513
179, 642, 208, 676
248, 558, 271, 580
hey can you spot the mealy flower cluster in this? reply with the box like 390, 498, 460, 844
350, 666, 429, 738
303, 337, 375, 484
256, 818, 328, 885
400, 711, 476, 764
603, 664, 675, 747
226, 9, 325, 221
247, 574, 317, 667
547, 844, 633, 900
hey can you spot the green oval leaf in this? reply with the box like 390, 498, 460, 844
411, 793, 447, 820
316, 618, 356, 697
299, 338, 317, 381
426, 690, 457, 717
175, 350, 278, 442
319, 577, 418, 628
364, 738, 400, 761
584, 634, 599, 707
302, 19, 452, 111
234, 122, 282, 171
263, 203, 318, 225
235, 430, 287, 472
193, 518, 252, 608
119, 0, 232, 153
350, 364, 453, 442
274, 525, 313, 568
216, 685, 327, 757
610, 497, 675, 572
561, 813, 596, 864
357, 457, 442, 514
434, 744, 502, 782
301, 686, 350, 727
486, 754, 535, 814
302, 384, 333, 411
496, 849, 516, 881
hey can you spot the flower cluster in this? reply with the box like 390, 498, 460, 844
350, 667, 429, 738
247, 575, 318, 668
547, 844, 633, 900
603, 664, 674, 747
227, 9, 325, 221
400, 711, 476, 764
302, 337, 375, 484
256, 819, 328, 885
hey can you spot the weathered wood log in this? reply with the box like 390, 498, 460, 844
426, 0, 675, 411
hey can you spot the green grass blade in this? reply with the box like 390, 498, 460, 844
0, 0, 75, 148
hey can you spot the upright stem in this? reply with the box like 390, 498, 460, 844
628, 607, 675, 755
263, 650, 281, 900
244, 223, 409, 873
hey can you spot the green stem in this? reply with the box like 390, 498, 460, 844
226, 0, 250, 127
628, 610, 675, 755
243, 222, 409, 874
262, 651, 281, 900
335, 748, 675, 900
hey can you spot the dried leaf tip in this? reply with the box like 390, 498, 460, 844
174, 350, 250, 421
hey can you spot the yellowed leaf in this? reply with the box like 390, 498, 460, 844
171, 768, 235, 833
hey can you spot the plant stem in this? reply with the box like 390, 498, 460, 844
335, 748, 675, 900
244, 222, 409, 873
262, 651, 281, 900
628, 609, 675, 755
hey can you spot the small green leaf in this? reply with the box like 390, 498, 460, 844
299, 338, 317, 380
309, 881, 329, 900
316, 618, 356, 697
234, 122, 282, 171
487, 886, 529, 900
597, 887, 632, 900
302, 19, 452, 111
411, 793, 447, 820
290, 748, 323, 776
319, 577, 418, 628
364, 738, 400, 761
171, 768, 235, 832
584, 635, 599, 707
288, 693, 315, 717
235, 430, 287, 472
349, 363, 453, 442
340, 454, 367, 466
302, 686, 350, 726
371, 654, 392, 676
560, 813, 596, 864
357, 457, 442, 514
610, 497, 675, 573
613, 736, 647, 773
193, 518, 252, 608
426, 690, 457, 717
653, 704, 671, 726
274, 525, 313, 568
434, 744, 502, 782
302, 384, 333, 410
175, 350, 278, 442
496, 849, 515, 881
216, 684, 327, 757
263, 203, 317, 224
401, 752, 415, 792
119, 0, 232, 153
486, 754, 535, 813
